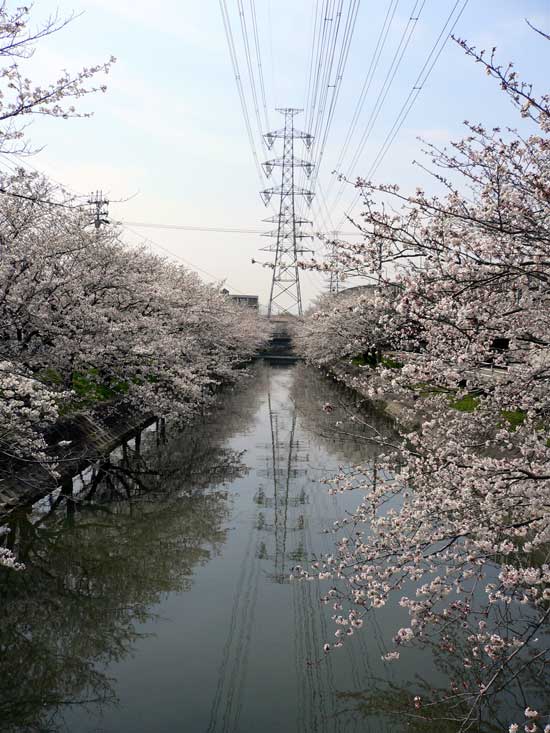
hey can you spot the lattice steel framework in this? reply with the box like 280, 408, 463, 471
88, 190, 109, 230
326, 233, 341, 295
259, 108, 314, 317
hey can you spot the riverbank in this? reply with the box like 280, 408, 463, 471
0, 400, 156, 522
0, 358, 263, 522
323, 360, 422, 430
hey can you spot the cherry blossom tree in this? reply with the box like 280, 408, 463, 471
0, 6, 266, 574
297, 28, 550, 730
0, 3, 117, 568
0, 2, 115, 154
0, 171, 267, 569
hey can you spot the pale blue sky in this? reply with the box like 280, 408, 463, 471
10, 0, 550, 306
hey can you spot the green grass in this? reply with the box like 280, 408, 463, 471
412, 382, 451, 398
350, 352, 403, 369
62, 370, 130, 412
449, 394, 480, 412
501, 409, 526, 430
39, 367, 64, 385
351, 353, 378, 368
380, 355, 403, 369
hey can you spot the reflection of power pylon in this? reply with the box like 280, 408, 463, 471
256, 389, 309, 583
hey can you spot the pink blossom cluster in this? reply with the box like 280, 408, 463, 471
296, 31, 550, 728
0, 172, 267, 568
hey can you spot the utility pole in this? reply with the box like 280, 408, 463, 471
88, 190, 109, 230
259, 108, 314, 318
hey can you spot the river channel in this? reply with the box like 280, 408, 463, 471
2, 362, 540, 732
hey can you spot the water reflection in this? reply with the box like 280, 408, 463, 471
0, 370, 265, 733
205, 365, 399, 733
338, 615, 550, 733
1, 490, 228, 732
290, 363, 397, 465
0, 363, 423, 733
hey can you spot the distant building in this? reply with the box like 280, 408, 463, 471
221, 289, 259, 310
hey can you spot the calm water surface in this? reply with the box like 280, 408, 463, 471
0, 363, 478, 732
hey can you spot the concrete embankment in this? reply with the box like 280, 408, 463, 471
323, 361, 422, 430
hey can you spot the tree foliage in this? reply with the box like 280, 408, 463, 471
297, 29, 550, 731
0, 6, 266, 569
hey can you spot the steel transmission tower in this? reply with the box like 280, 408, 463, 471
259, 108, 314, 317
88, 190, 109, 230
327, 233, 341, 295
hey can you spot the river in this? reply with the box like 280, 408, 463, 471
1, 362, 544, 732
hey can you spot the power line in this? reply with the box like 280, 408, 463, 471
121, 220, 264, 234
121, 224, 249, 295
237, 0, 266, 150
316, 178, 336, 231
299, 1, 360, 229
118, 219, 363, 237
219, 0, 266, 190
309, 0, 360, 193
310, 0, 344, 147
0, 152, 90, 201
305, 1, 333, 136
329, 0, 425, 218
341, 0, 424, 177
249, 0, 270, 132
267, 0, 278, 109
325, 0, 398, 201
0, 185, 82, 210
337, 0, 469, 229
366, 0, 469, 179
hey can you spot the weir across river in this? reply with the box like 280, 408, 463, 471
259, 317, 301, 362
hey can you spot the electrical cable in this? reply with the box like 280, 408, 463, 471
237, 0, 266, 150
366, 0, 469, 179
219, 0, 266, 191
299, 1, 360, 228
325, 0, 398, 200
309, 0, 360, 193
118, 218, 362, 237
339, 0, 425, 180
249, 0, 270, 132
329, 0, 425, 218
336, 0, 469, 229
121, 223, 250, 295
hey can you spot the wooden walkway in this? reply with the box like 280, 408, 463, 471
0, 405, 155, 522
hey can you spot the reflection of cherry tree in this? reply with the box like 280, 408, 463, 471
0, 174, 266, 556
0, 490, 229, 732
75, 366, 266, 506
296, 30, 550, 731
289, 363, 398, 466
0, 366, 266, 731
